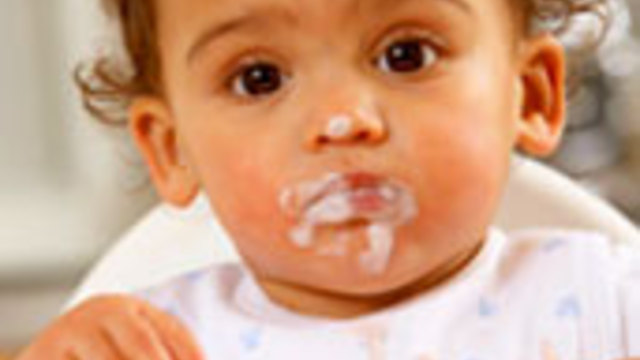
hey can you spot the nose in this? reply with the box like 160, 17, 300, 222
305, 103, 388, 151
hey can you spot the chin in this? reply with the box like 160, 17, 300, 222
301, 262, 430, 298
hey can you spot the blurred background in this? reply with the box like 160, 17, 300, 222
0, 0, 639, 357
0, 1, 157, 357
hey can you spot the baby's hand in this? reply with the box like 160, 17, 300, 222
16, 295, 204, 360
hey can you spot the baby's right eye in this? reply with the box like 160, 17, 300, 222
229, 62, 285, 98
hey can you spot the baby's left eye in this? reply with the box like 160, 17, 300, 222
375, 39, 438, 74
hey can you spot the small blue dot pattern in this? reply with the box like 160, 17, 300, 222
239, 327, 263, 351
555, 295, 581, 319
477, 297, 498, 318
542, 238, 567, 253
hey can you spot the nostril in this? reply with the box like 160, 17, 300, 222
317, 134, 331, 145
354, 130, 370, 142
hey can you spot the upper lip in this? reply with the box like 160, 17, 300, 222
310, 172, 384, 205
281, 171, 392, 217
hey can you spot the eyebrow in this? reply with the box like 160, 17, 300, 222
186, 7, 298, 64
186, 0, 473, 64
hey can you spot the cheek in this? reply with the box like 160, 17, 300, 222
395, 90, 513, 232
433, 123, 508, 223
190, 132, 285, 239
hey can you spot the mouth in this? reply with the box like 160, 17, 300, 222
279, 171, 418, 275
280, 171, 417, 226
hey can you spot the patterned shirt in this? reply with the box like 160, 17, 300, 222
136, 228, 640, 360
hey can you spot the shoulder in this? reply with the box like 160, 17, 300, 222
134, 263, 245, 321
130, 265, 257, 359
499, 227, 640, 286
500, 227, 614, 270
505, 227, 612, 252
492, 227, 640, 356
493, 227, 618, 294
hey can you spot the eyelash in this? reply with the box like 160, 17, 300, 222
378, 26, 446, 55
219, 27, 448, 100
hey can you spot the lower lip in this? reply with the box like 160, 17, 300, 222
348, 188, 389, 213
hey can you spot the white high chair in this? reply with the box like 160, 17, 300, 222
66, 158, 640, 308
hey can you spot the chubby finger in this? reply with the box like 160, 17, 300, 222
139, 304, 205, 360
67, 328, 122, 360
99, 312, 174, 360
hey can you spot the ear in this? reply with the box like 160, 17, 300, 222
514, 34, 566, 157
129, 97, 199, 207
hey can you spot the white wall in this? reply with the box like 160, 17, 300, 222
0, 0, 157, 349
0, 0, 55, 187
0, 0, 158, 280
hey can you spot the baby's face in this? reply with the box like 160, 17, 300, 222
141, 0, 562, 295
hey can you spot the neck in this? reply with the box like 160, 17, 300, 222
256, 241, 485, 319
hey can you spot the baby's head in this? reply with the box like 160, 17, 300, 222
79, 0, 608, 312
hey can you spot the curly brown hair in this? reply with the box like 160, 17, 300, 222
75, 0, 611, 126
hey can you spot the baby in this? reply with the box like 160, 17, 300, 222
17, 0, 640, 359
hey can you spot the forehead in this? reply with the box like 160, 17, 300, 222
154, 0, 515, 65
154, 0, 507, 34
156, 0, 490, 23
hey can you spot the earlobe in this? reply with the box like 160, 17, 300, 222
515, 34, 567, 157
129, 97, 199, 207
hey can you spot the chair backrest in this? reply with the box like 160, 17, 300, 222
67, 158, 640, 308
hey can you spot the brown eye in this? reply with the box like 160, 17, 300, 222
231, 62, 284, 97
376, 39, 438, 74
